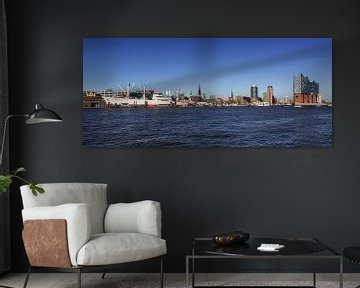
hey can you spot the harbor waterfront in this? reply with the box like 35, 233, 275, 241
83, 106, 332, 148
83, 39, 332, 147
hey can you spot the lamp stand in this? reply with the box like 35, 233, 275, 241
0, 114, 27, 169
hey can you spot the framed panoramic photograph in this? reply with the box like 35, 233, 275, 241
83, 38, 332, 148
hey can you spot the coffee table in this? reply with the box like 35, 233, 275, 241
186, 237, 343, 288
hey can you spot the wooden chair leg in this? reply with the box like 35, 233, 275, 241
22, 266, 31, 288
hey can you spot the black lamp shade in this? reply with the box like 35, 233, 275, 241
25, 104, 63, 124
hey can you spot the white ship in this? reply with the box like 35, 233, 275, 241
101, 86, 173, 107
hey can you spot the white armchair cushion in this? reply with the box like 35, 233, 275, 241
20, 183, 108, 234
22, 203, 91, 266
76, 233, 167, 266
104, 200, 162, 237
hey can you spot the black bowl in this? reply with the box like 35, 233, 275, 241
212, 234, 237, 245
212, 231, 250, 245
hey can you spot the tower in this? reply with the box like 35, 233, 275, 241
250, 84, 258, 101
198, 84, 202, 96
267, 86, 273, 105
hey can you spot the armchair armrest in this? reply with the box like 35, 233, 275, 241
104, 200, 162, 237
22, 203, 91, 266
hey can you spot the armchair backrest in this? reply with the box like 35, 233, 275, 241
20, 183, 108, 234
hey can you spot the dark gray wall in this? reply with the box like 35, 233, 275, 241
5, 0, 360, 272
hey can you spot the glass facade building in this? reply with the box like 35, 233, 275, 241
250, 84, 258, 99
293, 73, 319, 94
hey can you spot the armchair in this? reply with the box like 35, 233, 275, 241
20, 183, 166, 288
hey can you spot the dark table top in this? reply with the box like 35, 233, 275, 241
191, 237, 339, 257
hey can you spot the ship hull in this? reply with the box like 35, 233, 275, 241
102, 97, 172, 107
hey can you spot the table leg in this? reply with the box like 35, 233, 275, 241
186, 257, 189, 288
192, 257, 195, 288
313, 254, 316, 287
339, 257, 343, 288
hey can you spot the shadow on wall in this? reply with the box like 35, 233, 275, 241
151, 40, 329, 90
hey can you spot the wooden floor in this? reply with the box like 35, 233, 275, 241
0, 273, 359, 288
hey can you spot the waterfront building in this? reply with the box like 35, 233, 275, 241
206, 98, 217, 105
250, 84, 258, 101
83, 92, 106, 108
262, 92, 268, 102
242, 96, 251, 105
293, 73, 319, 105
267, 86, 273, 106
228, 90, 235, 103
283, 96, 290, 105
318, 95, 323, 104
262, 86, 273, 105
234, 95, 244, 105
190, 95, 202, 102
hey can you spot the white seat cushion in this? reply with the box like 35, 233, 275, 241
105, 201, 162, 237
76, 233, 167, 266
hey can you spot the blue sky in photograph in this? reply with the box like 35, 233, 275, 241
83, 38, 332, 101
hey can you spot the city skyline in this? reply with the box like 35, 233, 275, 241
83, 38, 332, 101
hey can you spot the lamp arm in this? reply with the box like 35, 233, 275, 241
0, 114, 28, 169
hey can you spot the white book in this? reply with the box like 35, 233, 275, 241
257, 243, 285, 251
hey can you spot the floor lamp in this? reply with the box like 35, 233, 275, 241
0, 103, 63, 167
0, 103, 62, 288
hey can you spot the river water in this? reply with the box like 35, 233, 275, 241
83, 106, 332, 148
